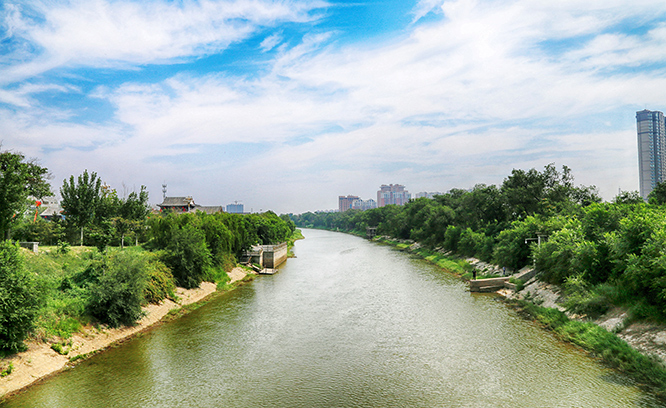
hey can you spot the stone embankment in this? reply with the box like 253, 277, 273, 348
499, 272, 666, 365
0, 267, 254, 399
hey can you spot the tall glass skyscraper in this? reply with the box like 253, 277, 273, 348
637, 109, 666, 200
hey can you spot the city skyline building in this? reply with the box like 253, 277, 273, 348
637, 109, 666, 200
226, 202, 244, 213
352, 198, 377, 211
338, 195, 360, 212
377, 184, 411, 207
415, 191, 441, 199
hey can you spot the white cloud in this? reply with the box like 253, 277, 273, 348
411, 0, 444, 24
3, 0, 666, 211
0, 0, 327, 83
260, 32, 283, 51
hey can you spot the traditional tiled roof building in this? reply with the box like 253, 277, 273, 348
157, 196, 223, 214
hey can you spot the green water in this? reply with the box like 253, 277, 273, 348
2, 229, 661, 407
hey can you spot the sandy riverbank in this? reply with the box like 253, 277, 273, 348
0, 266, 252, 399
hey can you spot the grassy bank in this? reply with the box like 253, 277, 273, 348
287, 229, 305, 258
373, 237, 492, 279
513, 299, 666, 396
373, 235, 666, 398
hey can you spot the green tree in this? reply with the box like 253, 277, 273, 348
115, 186, 150, 247
613, 190, 644, 205
0, 150, 50, 239
60, 170, 102, 246
87, 251, 148, 327
502, 167, 546, 219
648, 181, 666, 205
12, 216, 65, 245
0, 241, 41, 352
163, 223, 212, 289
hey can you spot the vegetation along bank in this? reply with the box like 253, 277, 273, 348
290, 164, 666, 397
0, 148, 300, 399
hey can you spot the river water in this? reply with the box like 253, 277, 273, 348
2, 229, 661, 407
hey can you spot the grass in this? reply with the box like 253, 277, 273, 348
1, 363, 14, 377
287, 229, 304, 257
17, 244, 254, 346
374, 238, 473, 276
514, 299, 666, 396
509, 277, 525, 291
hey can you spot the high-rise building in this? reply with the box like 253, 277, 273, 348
339, 195, 359, 212
352, 198, 377, 211
226, 202, 244, 213
637, 109, 666, 200
377, 184, 411, 207
415, 191, 441, 199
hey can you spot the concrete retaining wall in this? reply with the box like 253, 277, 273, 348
261, 242, 288, 268
469, 277, 510, 293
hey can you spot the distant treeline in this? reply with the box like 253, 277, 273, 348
291, 164, 666, 323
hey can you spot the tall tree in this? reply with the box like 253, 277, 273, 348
60, 170, 102, 246
648, 181, 666, 205
115, 186, 150, 247
0, 150, 50, 239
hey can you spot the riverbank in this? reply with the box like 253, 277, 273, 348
0, 266, 254, 400
374, 235, 666, 397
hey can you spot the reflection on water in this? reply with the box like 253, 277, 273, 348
2, 229, 661, 407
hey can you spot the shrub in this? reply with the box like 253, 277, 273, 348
509, 277, 525, 292
0, 241, 41, 353
562, 275, 611, 318
144, 257, 176, 304
1, 362, 13, 377
86, 251, 147, 327
162, 225, 212, 289
12, 217, 65, 245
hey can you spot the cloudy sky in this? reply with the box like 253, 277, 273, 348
2, 0, 666, 213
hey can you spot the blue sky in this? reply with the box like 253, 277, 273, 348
2, 0, 666, 213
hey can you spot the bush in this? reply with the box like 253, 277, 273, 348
562, 275, 611, 318
144, 256, 176, 304
509, 277, 525, 292
0, 241, 41, 353
86, 251, 148, 327
163, 225, 212, 289
11, 217, 65, 245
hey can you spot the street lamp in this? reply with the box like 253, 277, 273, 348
525, 232, 547, 268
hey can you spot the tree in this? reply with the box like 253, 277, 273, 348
163, 224, 212, 289
0, 150, 50, 239
115, 186, 150, 248
613, 190, 644, 205
60, 170, 102, 246
0, 241, 41, 352
648, 181, 666, 205
87, 251, 148, 327
502, 167, 546, 219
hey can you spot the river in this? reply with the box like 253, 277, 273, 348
1, 229, 661, 407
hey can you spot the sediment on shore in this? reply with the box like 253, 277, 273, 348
0, 266, 253, 399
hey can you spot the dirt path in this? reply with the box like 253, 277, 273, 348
0, 267, 250, 399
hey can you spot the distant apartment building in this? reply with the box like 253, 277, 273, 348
637, 109, 666, 200
415, 191, 441, 199
352, 198, 377, 211
377, 184, 411, 207
226, 202, 244, 214
339, 195, 360, 212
